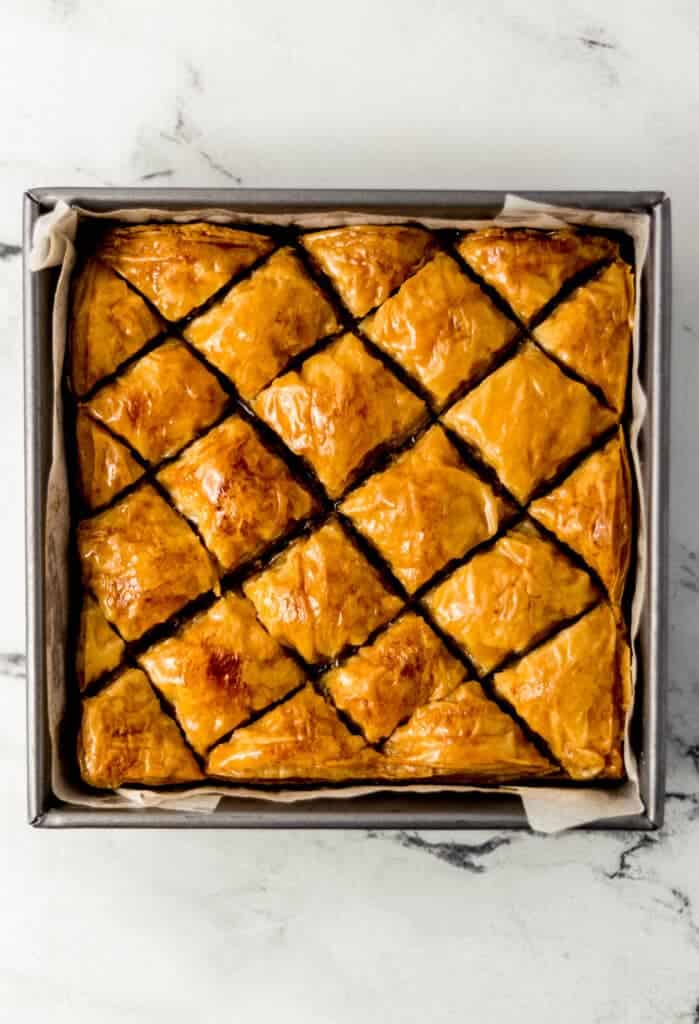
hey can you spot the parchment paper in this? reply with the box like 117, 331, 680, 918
31, 195, 649, 832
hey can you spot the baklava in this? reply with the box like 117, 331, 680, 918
71, 221, 635, 790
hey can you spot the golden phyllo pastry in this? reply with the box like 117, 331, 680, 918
98, 223, 274, 321
383, 681, 553, 780
158, 416, 315, 573
254, 333, 426, 497
530, 430, 632, 605
86, 339, 228, 464
493, 603, 631, 780
76, 595, 125, 690
443, 344, 617, 503
78, 485, 218, 641
322, 613, 465, 743
70, 257, 165, 396
423, 521, 598, 674
342, 426, 511, 593
534, 260, 634, 413
458, 228, 618, 323
362, 253, 518, 407
206, 684, 379, 781
184, 247, 340, 400
139, 593, 305, 755
243, 519, 403, 664
302, 225, 436, 317
79, 668, 203, 788
76, 409, 144, 510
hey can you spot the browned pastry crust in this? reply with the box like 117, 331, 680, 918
184, 247, 341, 400
139, 592, 305, 755
423, 521, 598, 674
443, 343, 617, 503
457, 228, 618, 323
157, 415, 315, 573
243, 519, 403, 664
341, 426, 511, 593
529, 430, 632, 605
493, 603, 631, 780
76, 595, 125, 691
98, 223, 274, 321
362, 253, 518, 407
86, 339, 228, 464
70, 257, 165, 397
534, 260, 634, 413
78, 484, 218, 641
206, 684, 380, 781
254, 333, 427, 498
301, 225, 436, 317
322, 613, 465, 743
383, 680, 554, 780
76, 409, 144, 510
79, 668, 203, 788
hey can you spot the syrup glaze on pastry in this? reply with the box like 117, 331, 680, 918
86, 339, 228, 464
302, 225, 436, 316
362, 252, 518, 407
254, 333, 426, 497
78, 485, 218, 641
493, 603, 631, 780
158, 415, 315, 573
99, 223, 274, 321
70, 257, 164, 396
76, 408, 144, 510
76, 595, 126, 691
139, 592, 305, 754
322, 613, 465, 743
424, 521, 598, 674
530, 430, 632, 605
243, 519, 403, 664
79, 669, 203, 788
443, 344, 617, 503
185, 247, 340, 399
458, 228, 618, 323
341, 425, 511, 593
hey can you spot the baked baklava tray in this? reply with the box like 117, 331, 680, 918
39, 199, 660, 829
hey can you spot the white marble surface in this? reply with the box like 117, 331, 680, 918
1, 1, 698, 1020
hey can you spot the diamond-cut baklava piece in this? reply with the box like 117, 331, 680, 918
493, 603, 631, 780
206, 684, 380, 781
362, 253, 518, 407
158, 415, 315, 574
530, 430, 632, 605
302, 224, 436, 317
98, 223, 274, 321
76, 409, 144, 510
78, 485, 218, 641
424, 521, 598, 674
79, 668, 203, 788
322, 613, 464, 743
184, 247, 340, 400
70, 257, 165, 396
76, 595, 126, 691
243, 519, 403, 664
254, 333, 427, 497
383, 681, 554, 780
534, 260, 634, 413
342, 426, 511, 593
139, 592, 305, 755
443, 344, 617, 503
86, 339, 228, 464
458, 228, 618, 323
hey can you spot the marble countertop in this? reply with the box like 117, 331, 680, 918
2, 2, 698, 1020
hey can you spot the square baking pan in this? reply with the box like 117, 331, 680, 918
24, 189, 671, 829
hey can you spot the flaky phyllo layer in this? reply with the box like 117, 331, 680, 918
70, 223, 634, 789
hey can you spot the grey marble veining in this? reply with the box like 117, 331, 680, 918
3, 0, 699, 1019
